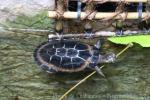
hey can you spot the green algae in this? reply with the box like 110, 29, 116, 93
3, 11, 54, 29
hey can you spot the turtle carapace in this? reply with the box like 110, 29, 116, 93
34, 39, 116, 76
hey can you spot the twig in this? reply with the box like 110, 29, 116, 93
58, 43, 133, 100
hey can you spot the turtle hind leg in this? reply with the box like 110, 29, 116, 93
47, 68, 57, 74
40, 65, 57, 74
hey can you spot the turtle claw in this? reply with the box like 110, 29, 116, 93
56, 32, 63, 40
116, 29, 123, 36
84, 32, 94, 39
95, 66, 105, 77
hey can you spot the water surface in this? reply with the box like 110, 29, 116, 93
0, 31, 150, 100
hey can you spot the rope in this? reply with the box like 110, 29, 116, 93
138, 2, 143, 20
82, 0, 93, 3
143, 0, 150, 20
77, 0, 82, 20
81, 2, 97, 20
56, 0, 65, 19
143, 11, 150, 20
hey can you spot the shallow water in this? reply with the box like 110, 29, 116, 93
0, 31, 150, 100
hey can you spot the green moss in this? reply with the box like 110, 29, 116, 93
5, 11, 54, 29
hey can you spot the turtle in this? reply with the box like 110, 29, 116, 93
34, 39, 116, 76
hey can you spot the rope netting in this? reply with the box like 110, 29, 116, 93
53, 0, 150, 20
50, 0, 150, 38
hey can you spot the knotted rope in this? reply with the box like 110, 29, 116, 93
55, 0, 66, 19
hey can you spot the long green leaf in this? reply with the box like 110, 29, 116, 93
108, 35, 150, 47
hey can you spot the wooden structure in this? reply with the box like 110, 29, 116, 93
47, 0, 150, 38
48, 0, 150, 20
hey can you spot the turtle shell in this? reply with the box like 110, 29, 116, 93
34, 40, 93, 73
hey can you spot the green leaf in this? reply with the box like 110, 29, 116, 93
108, 35, 150, 47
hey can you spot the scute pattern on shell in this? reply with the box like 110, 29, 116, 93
34, 40, 92, 72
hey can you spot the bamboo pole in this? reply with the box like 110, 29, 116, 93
48, 30, 150, 39
48, 11, 149, 19
70, 0, 148, 3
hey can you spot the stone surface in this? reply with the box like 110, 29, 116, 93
0, 0, 54, 22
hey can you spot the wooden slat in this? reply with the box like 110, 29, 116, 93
70, 0, 148, 3
48, 11, 149, 19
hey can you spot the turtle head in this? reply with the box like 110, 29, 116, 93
98, 53, 116, 63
